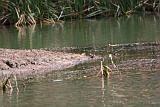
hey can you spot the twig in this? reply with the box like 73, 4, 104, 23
14, 75, 19, 92
109, 54, 121, 74
96, 61, 103, 77
101, 61, 103, 77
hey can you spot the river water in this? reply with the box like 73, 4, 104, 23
0, 15, 160, 49
0, 15, 160, 107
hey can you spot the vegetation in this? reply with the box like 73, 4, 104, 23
0, 0, 160, 26
0, 74, 19, 92
96, 54, 121, 79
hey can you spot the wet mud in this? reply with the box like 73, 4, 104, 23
108, 42, 160, 71
0, 42, 160, 80
0, 49, 100, 77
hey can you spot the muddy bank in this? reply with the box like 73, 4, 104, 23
0, 49, 100, 76
43, 42, 160, 72
0, 42, 160, 79
108, 42, 160, 71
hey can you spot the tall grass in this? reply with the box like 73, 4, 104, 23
0, 0, 159, 26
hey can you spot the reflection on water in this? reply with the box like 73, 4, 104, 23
0, 70, 160, 107
0, 15, 160, 49
16, 25, 36, 49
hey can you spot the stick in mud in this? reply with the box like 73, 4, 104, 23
96, 61, 110, 78
109, 54, 121, 74
14, 75, 19, 92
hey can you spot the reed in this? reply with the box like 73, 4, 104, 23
1, 76, 13, 92
0, 0, 159, 26
0, 74, 19, 92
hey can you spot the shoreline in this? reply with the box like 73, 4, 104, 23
0, 48, 100, 77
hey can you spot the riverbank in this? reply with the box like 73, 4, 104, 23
0, 0, 159, 26
0, 41, 160, 80
0, 49, 100, 77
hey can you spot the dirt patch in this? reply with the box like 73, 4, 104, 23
0, 48, 100, 76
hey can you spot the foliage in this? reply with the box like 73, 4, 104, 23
0, 0, 159, 26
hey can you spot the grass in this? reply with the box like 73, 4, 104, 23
0, 0, 159, 26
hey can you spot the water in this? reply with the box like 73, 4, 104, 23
0, 15, 160, 107
0, 15, 160, 49
1, 70, 160, 107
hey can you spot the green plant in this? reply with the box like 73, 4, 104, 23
0, 0, 159, 26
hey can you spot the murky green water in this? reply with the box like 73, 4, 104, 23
0, 15, 160, 49
1, 69, 160, 107
1, 15, 160, 107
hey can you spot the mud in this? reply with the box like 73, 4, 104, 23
0, 42, 160, 79
0, 49, 100, 77
108, 42, 160, 71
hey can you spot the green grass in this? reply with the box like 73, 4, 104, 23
0, 0, 159, 26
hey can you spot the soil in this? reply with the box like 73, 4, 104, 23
0, 48, 100, 76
